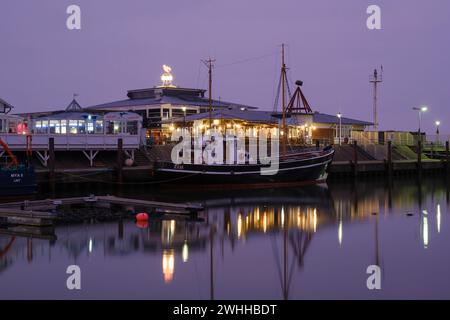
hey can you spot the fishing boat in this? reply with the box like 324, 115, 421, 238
154, 45, 334, 186
0, 138, 36, 196
155, 147, 334, 186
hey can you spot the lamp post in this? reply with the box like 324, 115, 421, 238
337, 112, 342, 146
435, 120, 441, 145
413, 105, 428, 143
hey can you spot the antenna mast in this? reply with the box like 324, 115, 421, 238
370, 67, 383, 131
281, 44, 288, 155
202, 58, 216, 128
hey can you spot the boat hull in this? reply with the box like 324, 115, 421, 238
155, 149, 334, 186
0, 166, 37, 196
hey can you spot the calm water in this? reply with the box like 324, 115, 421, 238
0, 177, 449, 300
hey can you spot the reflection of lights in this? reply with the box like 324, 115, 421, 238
422, 210, 429, 249
437, 204, 441, 234
162, 250, 175, 283
162, 220, 176, 245
281, 207, 285, 227
338, 220, 343, 247
182, 241, 189, 263
170, 220, 175, 235
213, 119, 220, 126
263, 213, 267, 233
88, 238, 93, 253
237, 214, 243, 239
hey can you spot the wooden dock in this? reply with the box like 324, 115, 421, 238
0, 195, 204, 227
0, 208, 56, 227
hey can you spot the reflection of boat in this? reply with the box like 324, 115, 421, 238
0, 138, 36, 196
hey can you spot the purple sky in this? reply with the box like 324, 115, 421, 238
0, 0, 449, 133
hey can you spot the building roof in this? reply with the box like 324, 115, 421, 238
35, 111, 100, 121
168, 109, 372, 126
103, 112, 142, 121
86, 86, 257, 111
65, 99, 83, 111
167, 109, 284, 124
312, 112, 373, 126
0, 98, 14, 113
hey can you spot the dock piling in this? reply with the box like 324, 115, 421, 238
48, 137, 55, 189
417, 140, 422, 179
352, 140, 358, 178
117, 138, 123, 183
387, 140, 393, 179
446, 141, 449, 176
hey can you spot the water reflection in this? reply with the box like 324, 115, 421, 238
0, 177, 449, 299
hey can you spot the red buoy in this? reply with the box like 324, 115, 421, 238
136, 213, 149, 222
136, 220, 149, 229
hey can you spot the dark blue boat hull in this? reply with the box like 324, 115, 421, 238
155, 149, 335, 186
0, 166, 37, 196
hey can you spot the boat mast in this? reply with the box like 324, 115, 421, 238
281, 44, 288, 155
202, 58, 216, 128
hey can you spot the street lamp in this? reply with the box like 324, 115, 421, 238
337, 112, 342, 146
412, 105, 428, 142
435, 120, 441, 144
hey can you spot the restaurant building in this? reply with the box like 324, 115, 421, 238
86, 65, 256, 144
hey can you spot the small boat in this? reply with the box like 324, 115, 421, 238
0, 138, 36, 196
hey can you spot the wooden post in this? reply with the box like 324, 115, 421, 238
353, 140, 358, 178
48, 137, 55, 189
446, 141, 449, 176
117, 138, 123, 183
417, 140, 422, 178
387, 140, 393, 178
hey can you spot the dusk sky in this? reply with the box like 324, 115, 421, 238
0, 0, 449, 133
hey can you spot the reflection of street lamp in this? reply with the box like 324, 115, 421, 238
413, 105, 428, 142
337, 112, 342, 146
422, 210, 429, 249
